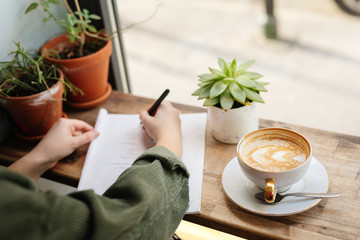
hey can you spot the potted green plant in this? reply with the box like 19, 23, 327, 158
192, 57, 269, 144
26, 0, 113, 109
0, 42, 76, 141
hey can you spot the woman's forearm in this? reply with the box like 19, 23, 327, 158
8, 150, 51, 181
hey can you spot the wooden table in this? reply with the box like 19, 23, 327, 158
1, 91, 359, 240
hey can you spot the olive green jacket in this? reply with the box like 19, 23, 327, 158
0, 146, 189, 240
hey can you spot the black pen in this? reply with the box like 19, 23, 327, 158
147, 89, 170, 116
140, 89, 170, 127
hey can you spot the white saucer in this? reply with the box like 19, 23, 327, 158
222, 156, 329, 216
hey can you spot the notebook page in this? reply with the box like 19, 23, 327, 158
78, 108, 207, 214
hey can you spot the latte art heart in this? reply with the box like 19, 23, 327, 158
243, 139, 306, 172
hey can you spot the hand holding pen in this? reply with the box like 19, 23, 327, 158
139, 89, 183, 157
140, 89, 170, 127
147, 89, 170, 116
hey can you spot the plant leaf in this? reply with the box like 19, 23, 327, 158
235, 76, 256, 88
66, 14, 76, 26
237, 59, 255, 72
256, 81, 269, 86
251, 81, 268, 92
198, 81, 212, 87
229, 82, 246, 103
217, 58, 226, 72
67, 34, 76, 43
48, 0, 61, 4
217, 58, 230, 76
82, 9, 90, 17
223, 77, 235, 82
41, 1, 50, 10
198, 78, 217, 85
203, 97, 220, 107
209, 67, 226, 77
230, 58, 237, 76
191, 88, 202, 96
198, 73, 220, 81
5, 79, 38, 92
210, 80, 228, 98
242, 71, 263, 80
198, 84, 213, 99
220, 89, 234, 110
25, 3, 39, 14
89, 14, 101, 20
244, 88, 264, 103
87, 24, 97, 32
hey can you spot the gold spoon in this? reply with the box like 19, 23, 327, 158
255, 192, 341, 203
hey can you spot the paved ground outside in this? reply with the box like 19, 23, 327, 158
118, 0, 360, 137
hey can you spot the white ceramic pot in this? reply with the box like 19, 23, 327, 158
207, 102, 258, 144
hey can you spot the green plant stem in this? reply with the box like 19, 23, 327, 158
61, 0, 86, 56
26, 0, 163, 58
122, 3, 163, 33
14, 49, 42, 84
73, 0, 85, 56
1, 42, 80, 97
84, 2, 164, 42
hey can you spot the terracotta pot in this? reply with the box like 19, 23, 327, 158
41, 34, 112, 109
207, 102, 258, 144
0, 72, 64, 140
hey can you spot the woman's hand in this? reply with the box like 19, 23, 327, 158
34, 118, 99, 165
139, 101, 182, 157
8, 118, 99, 181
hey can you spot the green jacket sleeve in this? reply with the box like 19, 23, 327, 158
0, 146, 189, 240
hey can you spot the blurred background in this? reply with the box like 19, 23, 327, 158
1, 0, 359, 137
116, 0, 360, 137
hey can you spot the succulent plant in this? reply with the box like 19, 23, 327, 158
192, 58, 269, 111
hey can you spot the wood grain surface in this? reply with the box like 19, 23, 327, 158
1, 91, 359, 239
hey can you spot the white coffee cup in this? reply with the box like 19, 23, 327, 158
237, 128, 312, 203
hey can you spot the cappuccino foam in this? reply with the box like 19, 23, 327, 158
242, 138, 306, 172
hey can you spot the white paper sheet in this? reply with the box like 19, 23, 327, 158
78, 108, 207, 214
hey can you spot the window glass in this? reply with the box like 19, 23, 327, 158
116, 0, 360, 136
